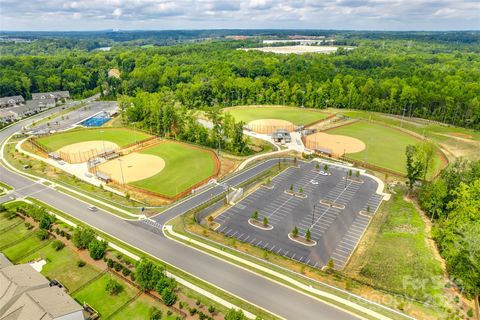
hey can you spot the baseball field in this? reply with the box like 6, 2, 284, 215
224, 106, 329, 133
325, 121, 446, 176
36, 128, 151, 152
129, 141, 218, 198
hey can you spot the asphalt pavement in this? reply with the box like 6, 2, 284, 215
0, 102, 361, 319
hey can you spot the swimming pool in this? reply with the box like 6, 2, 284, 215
80, 112, 112, 127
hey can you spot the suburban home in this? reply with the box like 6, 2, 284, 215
0, 96, 25, 108
0, 255, 85, 320
32, 91, 70, 102
0, 109, 17, 124
26, 98, 56, 111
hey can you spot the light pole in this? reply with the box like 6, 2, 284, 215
118, 159, 125, 186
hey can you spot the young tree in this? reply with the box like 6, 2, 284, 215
263, 217, 268, 227
324, 164, 328, 171
356, 171, 360, 178
289, 184, 294, 191
348, 169, 353, 177
72, 228, 95, 249
135, 259, 165, 291
420, 141, 436, 181
106, 278, 123, 295
161, 287, 177, 306
251, 211, 258, 221
299, 187, 303, 194
405, 144, 424, 190
305, 228, 311, 242
292, 226, 299, 237
327, 258, 335, 270
88, 239, 108, 260
225, 309, 246, 320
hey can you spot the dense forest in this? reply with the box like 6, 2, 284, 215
1, 31, 479, 129
418, 160, 480, 301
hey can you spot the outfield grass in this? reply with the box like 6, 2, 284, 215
130, 141, 217, 197
19, 244, 102, 292
224, 106, 328, 125
328, 121, 445, 176
36, 128, 152, 151
345, 189, 444, 302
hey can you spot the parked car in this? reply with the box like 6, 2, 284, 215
88, 206, 98, 212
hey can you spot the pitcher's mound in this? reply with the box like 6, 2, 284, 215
247, 119, 295, 134
97, 153, 165, 183
305, 132, 366, 155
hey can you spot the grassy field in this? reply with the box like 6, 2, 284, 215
345, 189, 444, 303
36, 128, 152, 151
111, 295, 176, 320
2, 230, 50, 262
74, 273, 138, 317
333, 109, 480, 161
328, 121, 445, 176
224, 106, 328, 125
19, 244, 102, 292
130, 141, 217, 197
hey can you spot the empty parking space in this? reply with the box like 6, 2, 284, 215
214, 161, 385, 269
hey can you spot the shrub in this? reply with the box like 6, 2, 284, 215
4, 210, 17, 220
208, 305, 216, 314
106, 278, 123, 295
36, 229, 49, 240
88, 239, 108, 260
190, 308, 198, 316
114, 261, 123, 272
251, 211, 258, 220
60, 230, 65, 237
130, 273, 135, 282
196, 299, 201, 306
161, 288, 176, 306
149, 307, 162, 320
262, 217, 268, 226
39, 214, 55, 230
305, 228, 311, 242
24, 222, 33, 230
77, 260, 86, 267
107, 258, 114, 268
122, 268, 131, 277
467, 308, 474, 318
55, 227, 60, 234
65, 233, 71, 240
52, 240, 65, 251
199, 312, 208, 320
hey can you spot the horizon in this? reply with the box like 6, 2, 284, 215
1, 1, 479, 32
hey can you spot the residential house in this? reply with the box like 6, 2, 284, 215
32, 91, 70, 102
0, 96, 25, 108
0, 109, 17, 124
0, 257, 84, 320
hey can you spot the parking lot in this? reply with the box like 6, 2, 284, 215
214, 161, 385, 269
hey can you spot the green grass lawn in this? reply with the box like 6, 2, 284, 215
328, 121, 445, 176
0, 222, 34, 248
130, 141, 217, 197
111, 295, 177, 320
224, 106, 328, 125
74, 273, 138, 318
347, 189, 444, 302
36, 128, 152, 151
19, 244, 102, 292
2, 230, 50, 262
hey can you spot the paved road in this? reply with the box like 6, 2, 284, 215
0, 106, 360, 319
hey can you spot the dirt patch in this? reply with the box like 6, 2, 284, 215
247, 119, 295, 134
58, 140, 119, 154
448, 132, 473, 139
304, 132, 366, 155
97, 153, 165, 183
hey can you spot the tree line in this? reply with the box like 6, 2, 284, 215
119, 90, 251, 155
416, 159, 480, 302
1, 37, 479, 129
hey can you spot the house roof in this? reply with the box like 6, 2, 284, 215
0, 286, 83, 320
0, 254, 12, 269
31, 91, 69, 100
26, 99, 55, 109
0, 96, 24, 106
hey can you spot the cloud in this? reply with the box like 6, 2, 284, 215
0, 0, 478, 30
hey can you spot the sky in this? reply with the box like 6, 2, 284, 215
0, 0, 479, 31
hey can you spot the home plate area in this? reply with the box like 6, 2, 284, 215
215, 161, 385, 269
